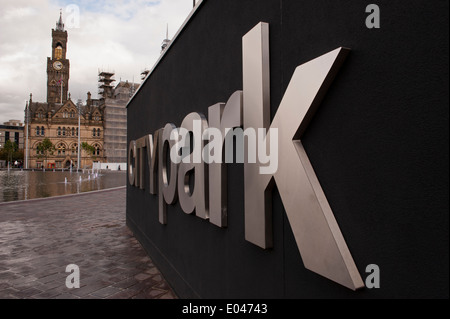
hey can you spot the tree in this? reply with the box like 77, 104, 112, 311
81, 142, 97, 166
81, 142, 95, 155
37, 138, 54, 169
13, 149, 24, 163
2, 140, 18, 166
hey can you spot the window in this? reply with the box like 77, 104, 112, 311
93, 128, 101, 137
76, 128, 78, 136
36, 127, 40, 136
71, 144, 78, 155
57, 143, 66, 156
62, 127, 66, 136
70, 111, 75, 118
58, 127, 61, 136
93, 144, 101, 156
36, 144, 43, 156
55, 44, 63, 60
72, 128, 75, 136
41, 127, 45, 136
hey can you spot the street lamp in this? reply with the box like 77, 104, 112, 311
24, 102, 30, 169
77, 100, 81, 171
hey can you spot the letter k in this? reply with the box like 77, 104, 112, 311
243, 22, 364, 290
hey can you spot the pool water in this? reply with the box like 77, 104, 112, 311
0, 170, 126, 203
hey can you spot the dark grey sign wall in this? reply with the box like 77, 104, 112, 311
127, 0, 448, 298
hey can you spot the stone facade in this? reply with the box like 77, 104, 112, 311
24, 14, 105, 169
0, 120, 24, 150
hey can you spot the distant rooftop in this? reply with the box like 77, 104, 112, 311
3, 120, 23, 127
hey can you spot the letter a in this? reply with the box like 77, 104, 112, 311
65, 264, 80, 289
366, 4, 380, 29
365, 264, 380, 288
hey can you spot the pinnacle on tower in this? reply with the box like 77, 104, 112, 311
56, 9, 64, 31
161, 24, 171, 53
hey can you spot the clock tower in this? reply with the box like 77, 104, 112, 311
47, 11, 70, 105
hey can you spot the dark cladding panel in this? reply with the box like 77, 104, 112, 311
127, 0, 449, 298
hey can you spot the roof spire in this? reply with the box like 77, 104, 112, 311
56, 9, 64, 31
161, 24, 171, 53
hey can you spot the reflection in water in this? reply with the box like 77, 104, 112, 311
0, 170, 126, 203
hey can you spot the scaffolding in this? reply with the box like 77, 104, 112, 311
101, 80, 139, 164
98, 70, 115, 99
103, 99, 127, 163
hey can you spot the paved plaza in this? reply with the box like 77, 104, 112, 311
0, 187, 176, 299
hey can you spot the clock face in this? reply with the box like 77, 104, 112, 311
53, 61, 63, 70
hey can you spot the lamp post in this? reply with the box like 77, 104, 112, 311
77, 100, 81, 171
24, 102, 29, 169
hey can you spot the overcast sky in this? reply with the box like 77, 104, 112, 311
0, 0, 194, 124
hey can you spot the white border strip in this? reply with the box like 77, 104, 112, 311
126, 0, 206, 108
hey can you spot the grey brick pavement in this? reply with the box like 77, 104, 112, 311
0, 187, 176, 299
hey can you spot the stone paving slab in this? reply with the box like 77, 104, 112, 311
0, 188, 177, 299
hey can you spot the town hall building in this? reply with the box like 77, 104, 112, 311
24, 13, 138, 169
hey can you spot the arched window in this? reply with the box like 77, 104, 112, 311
70, 111, 75, 118
93, 144, 101, 156
72, 127, 75, 136
62, 127, 66, 136
36, 127, 40, 136
58, 127, 61, 136
41, 127, 45, 136
92, 128, 96, 137
57, 143, 66, 156
71, 143, 78, 155
76, 128, 78, 136
35, 144, 42, 156
55, 44, 63, 60
98, 128, 101, 137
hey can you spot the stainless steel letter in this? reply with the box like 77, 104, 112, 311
208, 91, 243, 227
136, 136, 146, 189
146, 131, 160, 195
243, 22, 272, 248
243, 22, 364, 290
158, 124, 178, 224
128, 140, 136, 186
178, 112, 209, 219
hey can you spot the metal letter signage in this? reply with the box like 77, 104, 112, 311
243, 23, 363, 290
129, 22, 364, 290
